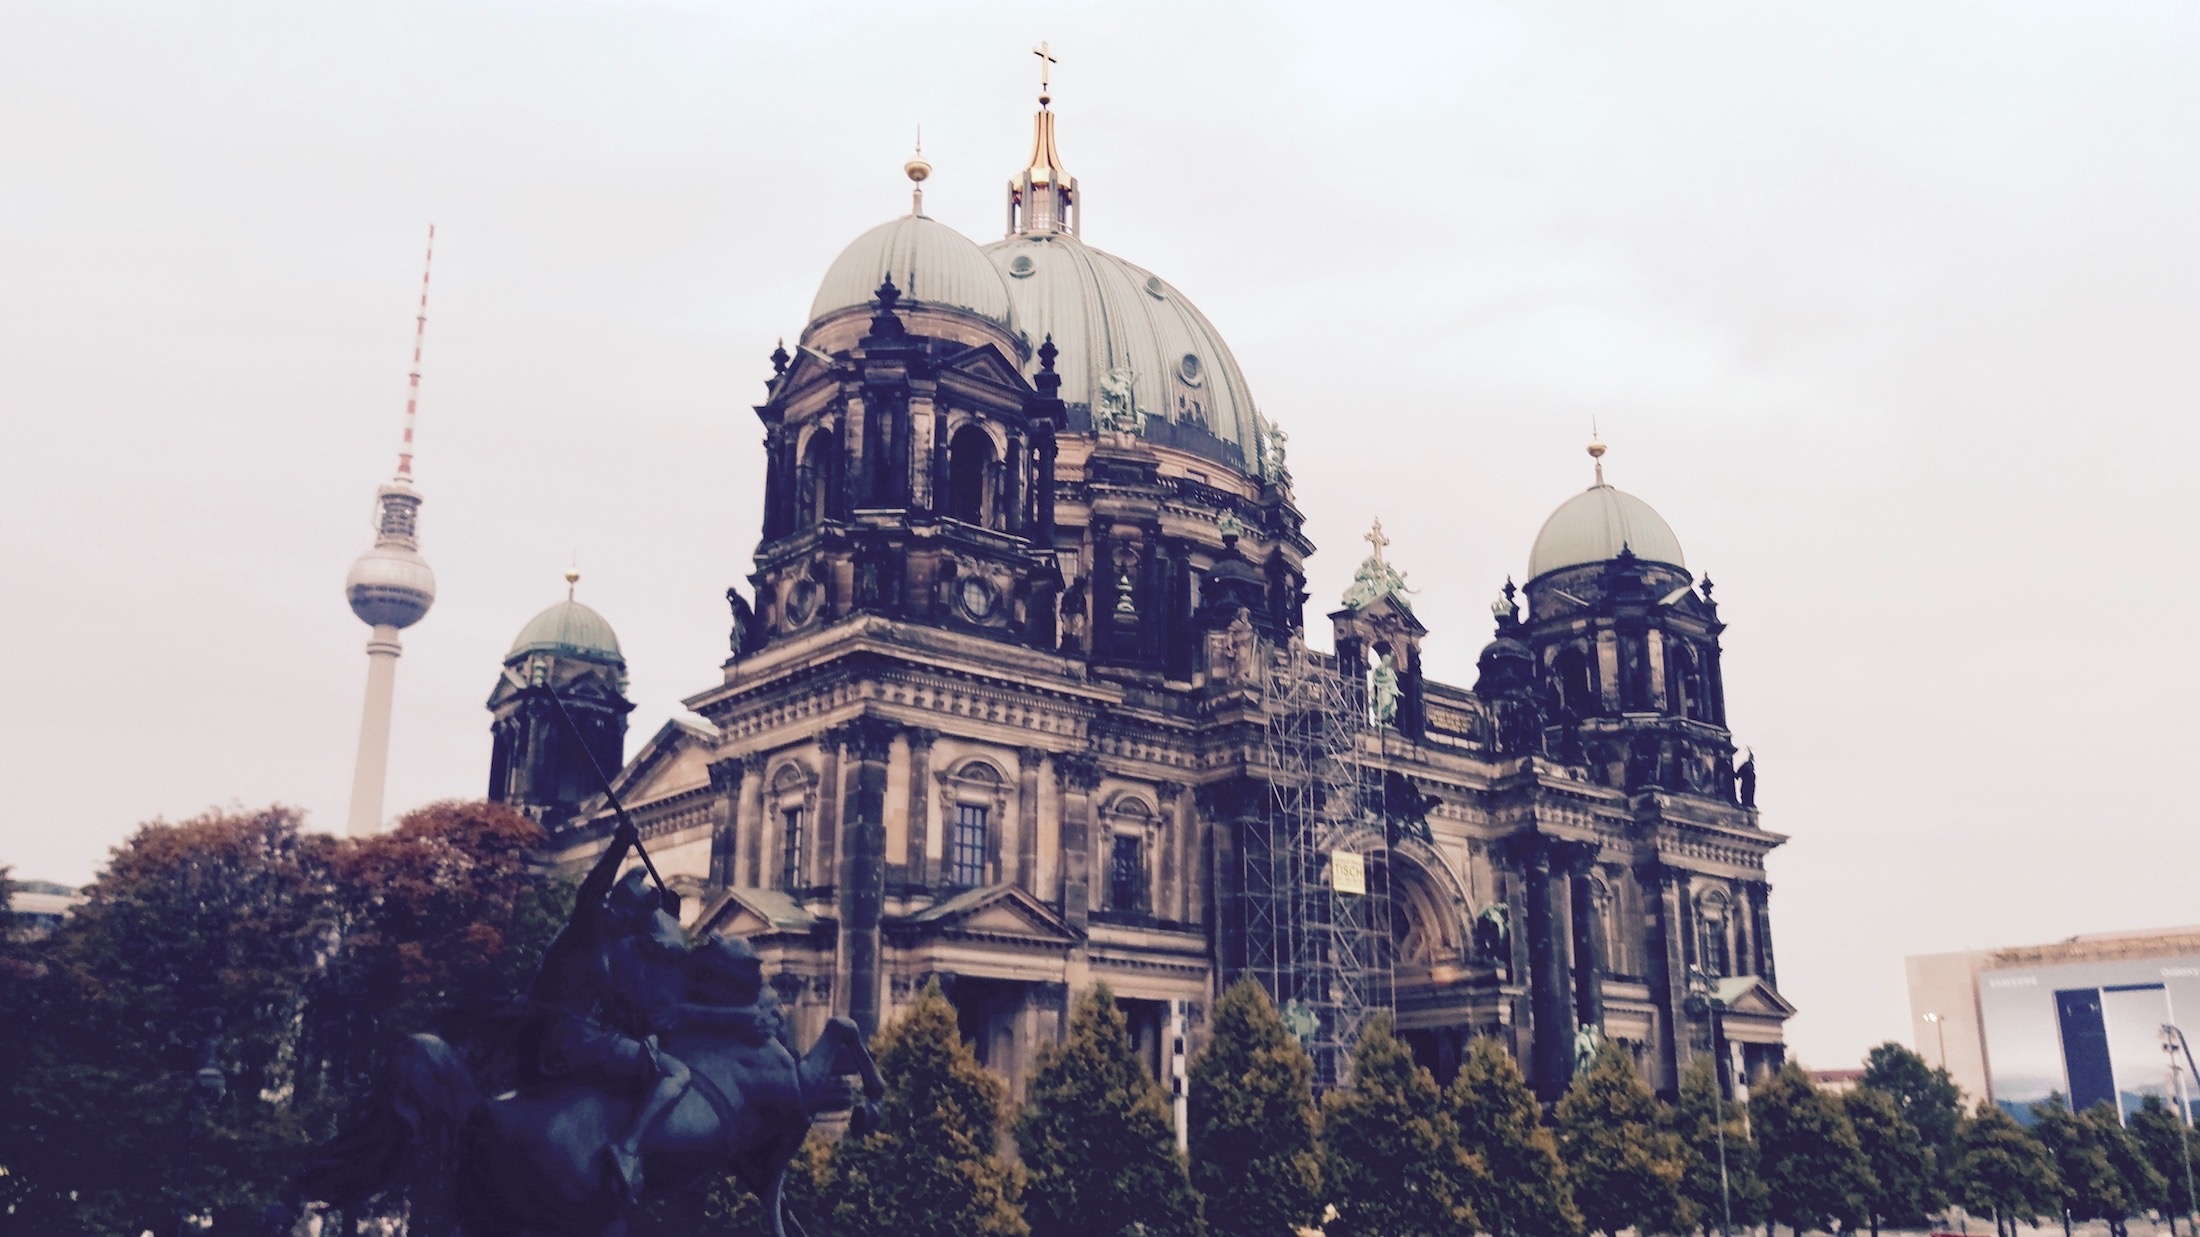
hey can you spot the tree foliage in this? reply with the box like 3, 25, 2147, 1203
1671, 1057, 1765, 1234
1951, 1101, 2061, 1235
1553, 1041, 1688, 1237
1751, 1062, 1874, 1236
827, 981, 1026, 1237
1186, 978, 1322, 1237
0, 801, 569, 1235
1860, 1042, 1959, 1207
1448, 1034, 1580, 1237
1321, 1013, 1480, 1237
1844, 1085, 1933, 1235
1018, 984, 1203, 1237
2129, 1096, 2200, 1230
2031, 1095, 2164, 1237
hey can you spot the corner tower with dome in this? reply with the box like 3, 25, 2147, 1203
512, 81, 1789, 1104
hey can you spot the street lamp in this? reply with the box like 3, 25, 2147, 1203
2165, 1025, 2199, 1237
1687, 967, 1734, 1237
1923, 1012, 1947, 1070
176, 1033, 226, 1237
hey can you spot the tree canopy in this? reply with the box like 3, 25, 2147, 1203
1186, 978, 1322, 1237
1321, 1013, 1480, 1237
1844, 1084, 1933, 1235
1553, 1041, 1688, 1237
1017, 984, 1203, 1237
1952, 1101, 2062, 1236
1671, 1056, 1765, 1235
1449, 1034, 1581, 1237
1751, 1062, 1874, 1237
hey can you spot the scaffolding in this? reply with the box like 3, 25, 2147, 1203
1232, 637, 1394, 1089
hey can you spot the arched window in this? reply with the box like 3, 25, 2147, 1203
1671, 641, 1712, 722
1108, 834, 1145, 913
946, 424, 994, 525
1553, 646, 1592, 715
1696, 897, 1732, 978
798, 430, 837, 529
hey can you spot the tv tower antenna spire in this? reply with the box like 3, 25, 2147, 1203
344, 224, 442, 836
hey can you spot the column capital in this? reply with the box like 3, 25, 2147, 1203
1056, 751, 1105, 793
824, 716, 898, 763
741, 751, 769, 776
707, 757, 744, 794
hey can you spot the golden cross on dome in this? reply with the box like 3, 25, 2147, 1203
1033, 41, 1058, 103
1365, 518, 1390, 564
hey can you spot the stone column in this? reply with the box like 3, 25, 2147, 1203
1157, 781, 1186, 921
1035, 422, 1058, 550
1570, 861, 1609, 1031
813, 733, 843, 891
739, 753, 767, 888
1056, 752, 1103, 929
833, 717, 895, 1037
1641, 862, 1692, 1093
707, 757, 742, 888
1513, 834, 1579, 1102
1749, 881, 1777, 988
1017, 747, 1044, 891
906, 729, 937, 888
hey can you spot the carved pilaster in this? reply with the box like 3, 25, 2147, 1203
738, 753, 767, 888
1017, 747, 1044, 891
906, 729, 937, 887
1055, 752, 1104, 928
707, 757, 742, 888
832, 716, 895, 1037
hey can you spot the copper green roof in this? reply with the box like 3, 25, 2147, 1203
507, 599, 623, 664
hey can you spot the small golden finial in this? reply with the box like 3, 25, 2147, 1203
904, 125, 931, 215
1587, 421, 1607, 487
565, 563, 581, 600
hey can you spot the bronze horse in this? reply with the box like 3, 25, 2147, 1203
306, 1009, 881, 1237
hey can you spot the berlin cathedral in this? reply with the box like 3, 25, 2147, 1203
481, 84, 1791, 1105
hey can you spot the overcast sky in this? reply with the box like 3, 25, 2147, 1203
4, 1, 2196, 1070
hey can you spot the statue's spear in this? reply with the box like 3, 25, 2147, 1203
508, 670, 673, 907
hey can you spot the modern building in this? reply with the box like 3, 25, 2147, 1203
502, 85, 1791, 1102
1908, 926, 2200, 1122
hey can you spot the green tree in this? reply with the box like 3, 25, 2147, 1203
1554, 1041, 1689, 1237
1321, 1013, 1480, 1237
1672, 1057, 1765, 1235
1751, 1062, 1873, 1237
1448, 1035, 1581, 1237
827, 981, 1026, 1237
1187, 978, 1322, 1237
2032, 1096, 2164, 1237
1018, 984, 1202, 1237
1860, 1042, 1959, 1211
2130, 1096, 2200, 1236
0, 807, 340, 1236
1843, 1085, 1932, 1235
1951, 1102, 2060, 1237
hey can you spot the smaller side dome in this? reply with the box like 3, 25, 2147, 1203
508, 600, 623, 665
1527, 486, 1687, 581
809, 215, 1012, 327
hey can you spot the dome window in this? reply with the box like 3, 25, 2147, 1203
1177, 353, 1203, 386
1144, 275, 1167, 300
1009, 254, 1037, 278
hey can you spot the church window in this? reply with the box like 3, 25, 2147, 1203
1697, 912, 1731, 978
949, 803, 988, 887
779, 806, 805, 891
947, 425, 994, 525
1553, 647, 1592, 715
1109, 834, 1145, 913
798, 431, 837, 529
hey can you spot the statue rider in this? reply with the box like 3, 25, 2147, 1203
529, 821, 692, 1201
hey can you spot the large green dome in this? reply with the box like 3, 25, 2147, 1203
507, 599, 623, 665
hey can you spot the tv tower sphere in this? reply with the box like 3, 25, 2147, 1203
346, 485, 437, 628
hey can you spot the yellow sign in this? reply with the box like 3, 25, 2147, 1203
1330, 850, 1366, 895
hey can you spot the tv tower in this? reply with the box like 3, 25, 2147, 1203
343, 226, 439, 836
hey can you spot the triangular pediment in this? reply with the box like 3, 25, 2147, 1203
608, 716, 717, 806
1715, 975, 1797, 1020
939, 343, 1035, 396
698, 886, 819, 939
895, 884, 1080, 946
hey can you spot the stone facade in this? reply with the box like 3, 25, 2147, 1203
516, 105, 1791, 1102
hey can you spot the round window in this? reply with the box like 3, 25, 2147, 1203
1009, 254, 1036, 278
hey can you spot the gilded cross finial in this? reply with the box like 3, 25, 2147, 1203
1364, 518, 1391, 564
1033, 41, 1058, 105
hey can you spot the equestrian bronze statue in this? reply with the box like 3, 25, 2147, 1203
305, 688, 881, 1237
